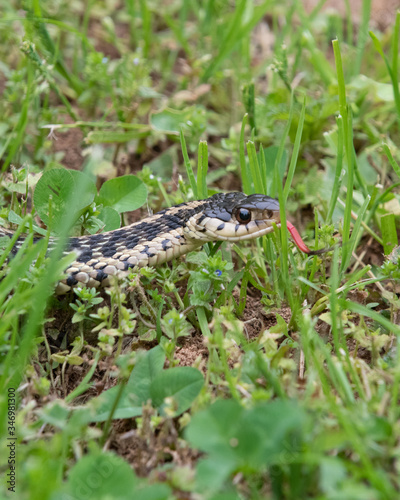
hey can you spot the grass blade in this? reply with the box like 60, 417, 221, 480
239, 114, 252, 194
180, 129, 197, 197
246, 141, 264, 194
197, 140, 208, 199
353, 0, 372, 76
381, 213, 398, 255
283, 96, 306, 201
326, 115, 345, 223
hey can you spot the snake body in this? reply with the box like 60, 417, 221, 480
1, 192, 280, 294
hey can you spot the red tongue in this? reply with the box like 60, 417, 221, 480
286, 221, 311, 254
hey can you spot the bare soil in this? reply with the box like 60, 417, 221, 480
304, 0, 400, 30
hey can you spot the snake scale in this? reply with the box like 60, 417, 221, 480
0, 192, 307, 294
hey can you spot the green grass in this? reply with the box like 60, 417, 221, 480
0, 0, 400, 498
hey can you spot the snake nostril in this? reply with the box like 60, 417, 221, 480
266, 210, 274, 219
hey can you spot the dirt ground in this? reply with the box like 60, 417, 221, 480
304, 0, 400, 29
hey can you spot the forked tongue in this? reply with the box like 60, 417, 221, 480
287, 221, 331, 255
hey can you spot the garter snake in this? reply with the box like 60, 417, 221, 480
1, 192, 315, 294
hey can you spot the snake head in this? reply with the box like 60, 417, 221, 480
186, 192, 281, 242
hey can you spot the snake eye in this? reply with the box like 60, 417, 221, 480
236, 208, 251, 224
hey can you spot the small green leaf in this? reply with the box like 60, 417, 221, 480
151, 108, 193, 135
90, 386, 143, 422
185, 399, 244, 452
150, 366, 204, 417
195, 457, 236, 494
64, 452, 138, 499
134, 484, 171, 500
87, 346, 165, 422
97, 175, 147, 213
186, 398, 307, 493
68, 169, 98, 208
34, 168, 74, 228
269, 313, 288, 335
97, 206, 121, 231
125, 345, 166, 398
66, 354, 84, 365
33, 168, 96, 230
51, 353, 67, 364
